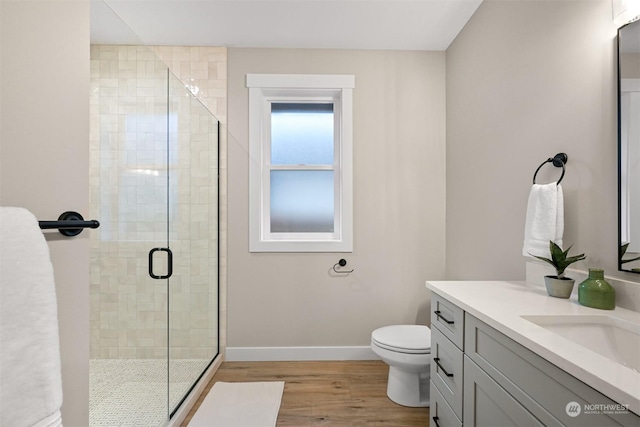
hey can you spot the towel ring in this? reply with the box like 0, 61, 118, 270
532, 153, 567, 185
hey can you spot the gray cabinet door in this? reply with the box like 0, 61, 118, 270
463, 355, 545, 427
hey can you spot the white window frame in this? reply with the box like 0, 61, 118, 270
247, 74, 354, 252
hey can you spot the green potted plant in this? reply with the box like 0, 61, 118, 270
530, 241, 586, 298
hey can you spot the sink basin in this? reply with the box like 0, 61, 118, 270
521, 315, 640, 372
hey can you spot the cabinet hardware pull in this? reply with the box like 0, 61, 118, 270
434, 310, 454, 324
432, 416, 441, 427
434, 357, 454, 377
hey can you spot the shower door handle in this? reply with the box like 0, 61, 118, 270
148, 247, 173, 279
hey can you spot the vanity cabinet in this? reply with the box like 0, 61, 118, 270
430, 294, 640, 427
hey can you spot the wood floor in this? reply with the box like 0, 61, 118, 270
181, 360, 430, 426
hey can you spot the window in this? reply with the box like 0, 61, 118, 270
247, 74, 354, 252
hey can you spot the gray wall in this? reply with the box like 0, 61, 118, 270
445, 0, 639, 284
620, 53, 640, 78
227, 48, 446, 347
0, 1, 90, 425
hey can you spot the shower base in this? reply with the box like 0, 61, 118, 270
90, 358, 210, 427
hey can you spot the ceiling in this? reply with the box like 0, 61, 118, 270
91, 0, 483, 51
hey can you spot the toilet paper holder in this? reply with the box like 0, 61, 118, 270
333, 259, 354, 274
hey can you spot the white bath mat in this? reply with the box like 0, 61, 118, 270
188, 381, 285, 427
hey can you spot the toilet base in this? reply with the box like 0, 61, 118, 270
386, 366, 430, 407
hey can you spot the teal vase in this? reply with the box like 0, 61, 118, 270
578, 269, 615, 310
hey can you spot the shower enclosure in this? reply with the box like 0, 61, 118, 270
89, 5, 221, 424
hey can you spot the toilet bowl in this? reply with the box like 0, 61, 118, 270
371, 325, 431, 407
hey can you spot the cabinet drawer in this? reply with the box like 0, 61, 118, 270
431, 293, 464, 350
465, 314, 640, 426
430, 381, 462, 427
431, 326, 464, 420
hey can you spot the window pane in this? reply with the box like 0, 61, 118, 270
271, 103, 334, 165
270, 170, 334, 233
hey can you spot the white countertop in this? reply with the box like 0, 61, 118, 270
425, 280, 640, 415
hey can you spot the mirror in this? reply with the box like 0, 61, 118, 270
618, 19, 640, 273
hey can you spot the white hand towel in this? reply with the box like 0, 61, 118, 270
522, 184, 564, 257
0, 207, 63, 427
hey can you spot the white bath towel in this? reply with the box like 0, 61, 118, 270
0, 207, 63, 427
522, 184, 564, 257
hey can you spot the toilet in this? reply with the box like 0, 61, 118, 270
370, 325, 431, 407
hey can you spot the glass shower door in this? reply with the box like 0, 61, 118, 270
167, 71, 220, 416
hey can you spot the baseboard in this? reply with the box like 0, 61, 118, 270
225, 346, 379, 362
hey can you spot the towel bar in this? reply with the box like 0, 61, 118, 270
532, 153, 567, 185
39, 211, 100, 237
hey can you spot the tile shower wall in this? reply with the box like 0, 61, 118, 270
90, 45, 227, 359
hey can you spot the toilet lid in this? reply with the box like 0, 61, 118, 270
371, 325, 431, 354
